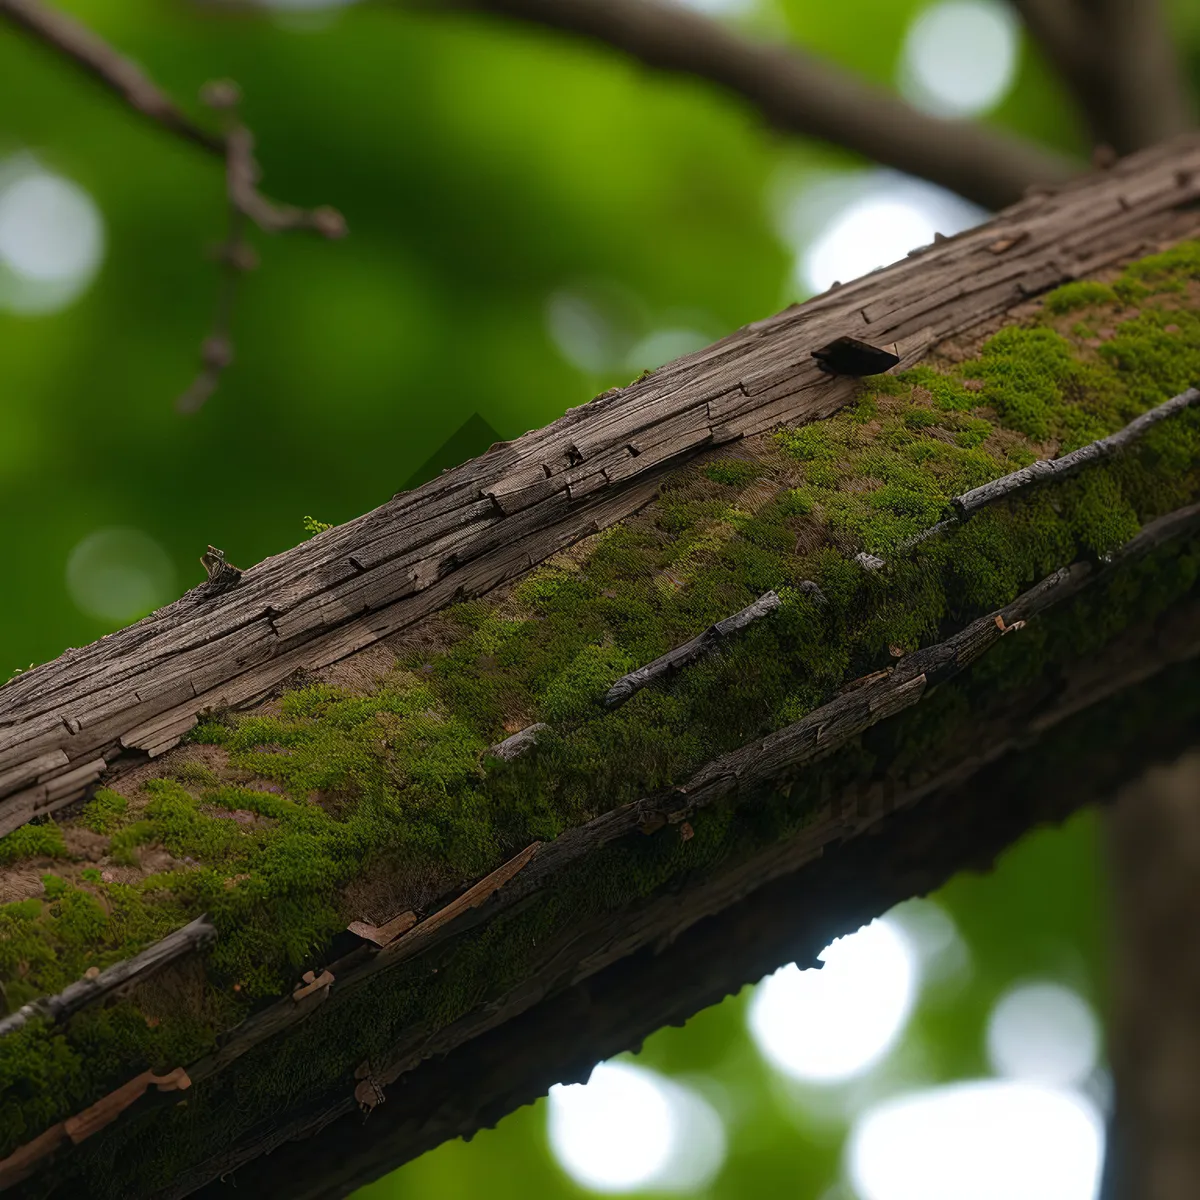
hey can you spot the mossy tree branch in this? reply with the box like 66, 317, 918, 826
3, 141, 1200, 1197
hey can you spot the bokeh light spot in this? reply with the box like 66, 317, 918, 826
66, 528, 176, 625
625, 328, 711, 372
673, 0, 754, 15
0, 157, 105, 315
847, 1080, 1105, 1200
547, 1062, 726, 1193
899, 0, 1021, 117
802, 198, 936, 295
748, 919, 916, 1083
986, 981, 1100, 1087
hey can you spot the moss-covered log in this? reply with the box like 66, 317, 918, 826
3, 134, 1200, 1197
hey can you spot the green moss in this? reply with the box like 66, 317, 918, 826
0, 821, 67, 865
703, 459, 762, 486
1043, 280, 1119, 314
80, 789, 129, 835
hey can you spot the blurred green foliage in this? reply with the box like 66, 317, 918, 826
1, 0, 1198, 1195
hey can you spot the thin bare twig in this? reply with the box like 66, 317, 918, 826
0, 0, 224, 155
418, 0, 1079, 210
0, 0, 347, 410
175, 84, 346, 412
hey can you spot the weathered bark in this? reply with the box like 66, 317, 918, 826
3, 135, 1200, 1198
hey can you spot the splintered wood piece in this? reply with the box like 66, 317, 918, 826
382, 842, 542, 957
347, 910, 418, 948
810, 336, 901, 377
604, 592, 781, 709
199, 545, 243, 595
0, 914, 217, 1038
0, 1122, 68, 1191
64, 1068, 190, 1145
291, 969, 334, 1002
487, 723, 548, 762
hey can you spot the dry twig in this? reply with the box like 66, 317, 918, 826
0, 0, 346, 412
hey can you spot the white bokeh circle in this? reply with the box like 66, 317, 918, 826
847, 1080, 1104, 1200
0, 158, 105, 314
547, 1061, 726, 1193
899, 0, 1021, 118
748, 919, 916, 1084
986, 981, 1101, 1088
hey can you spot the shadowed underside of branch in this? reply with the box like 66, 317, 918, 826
2, 138, 1200, 1198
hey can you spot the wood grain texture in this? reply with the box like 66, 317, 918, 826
2, 135, 1200, 841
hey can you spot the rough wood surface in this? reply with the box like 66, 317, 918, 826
0, 915, 216, 1037
3, 134, 1200, 841
18, 500, 1193, 1197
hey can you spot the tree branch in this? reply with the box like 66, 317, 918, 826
0, 0, 346, 411
1008, 0, 1195, 155
0, 0, 224, 155
420, 0, 1079, 211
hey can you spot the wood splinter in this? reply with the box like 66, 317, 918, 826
292, 969, 334, 1002
347, 911, 417, 949
199, 545, 243, 596
487, 723, 548, 762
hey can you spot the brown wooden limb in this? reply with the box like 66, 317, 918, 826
0, 0, 345, 412
0, 0, 224, 155
0, 915, 217, 1037
2, 135, 1198, 844
15, 502, 1187, 1187
421, 0, 1078, 211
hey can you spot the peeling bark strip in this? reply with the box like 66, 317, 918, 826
2, 136, 1199, 846
0, 915, 216, 1038
0, 1069, 191, 1191
347, 910, 417, 948
953, 386, 1200, 518
604, 591, 781, 709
